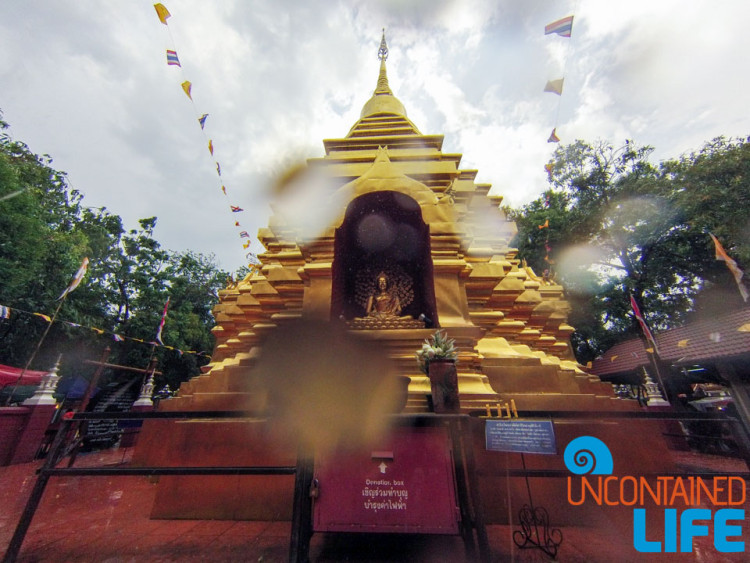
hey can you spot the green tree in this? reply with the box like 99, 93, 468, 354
510, 139, 723, 362
0, 112, 230, 397
662, 136, 750, 319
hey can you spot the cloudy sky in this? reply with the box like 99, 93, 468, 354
1, 0, 748, 273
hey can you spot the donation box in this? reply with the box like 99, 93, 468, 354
313, 426, 460, 534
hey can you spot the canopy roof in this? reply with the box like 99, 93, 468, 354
0, 364, 46, 387
591, 308, 750, 377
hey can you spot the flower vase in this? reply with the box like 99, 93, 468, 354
427, 359, 460, 413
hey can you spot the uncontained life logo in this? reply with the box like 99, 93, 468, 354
563, 436, 746, 554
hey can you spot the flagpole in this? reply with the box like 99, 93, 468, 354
4, 257, 88, 405
4, 296, 67, 405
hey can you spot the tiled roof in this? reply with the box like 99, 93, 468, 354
590, 308, 750, 376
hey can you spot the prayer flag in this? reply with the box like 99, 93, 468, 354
547, 128, 560, 143
243, 241, 251, 249
0, 305, 10, 319
221, 185, 227, 195
58, 257, 89, 300
34, 313, 51, 323
216, 162, 222, 176
709, 233, 749, 301
154, 3, 171, 25
208, 140, 214, 155
234, 221, 240, 227
181, 80, 192, 99
545, 15, 574, 37
155, 297, 170, 345
231, 205, 243, 212
538, 219, 549, 230
544, 163, 554, 180
166, 50, 180, 67
198, 114, 208, 129
544, 78, 564, 95
630, 294, 660, 355
113, 334, 124, 342
239, 231, 250, 238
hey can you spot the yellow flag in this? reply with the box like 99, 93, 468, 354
709, 233, 748, 301
154, 3, 171, 25
208, 140, 214, 155
181, 80, 192, 99
677, 339, 689, 348
34, 313, 52, 323
543, 78, 564, 95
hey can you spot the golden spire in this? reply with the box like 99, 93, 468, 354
360, 29, 405, 118
375, 29, 393, 95
378, 28, 388, 61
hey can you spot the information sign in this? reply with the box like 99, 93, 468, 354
485, 419, 557, 454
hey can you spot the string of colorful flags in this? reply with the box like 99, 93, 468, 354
535, 14, 576, 272
0, 300, 208, 358
153, 3, 257, 267
0, 258, 207, 359
543, 14, 575, 144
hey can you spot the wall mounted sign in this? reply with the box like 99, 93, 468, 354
485, 419, 557, 454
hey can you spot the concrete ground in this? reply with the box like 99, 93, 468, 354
1, 448, 748, 562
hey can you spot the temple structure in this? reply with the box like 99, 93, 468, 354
134, 34, 671, 523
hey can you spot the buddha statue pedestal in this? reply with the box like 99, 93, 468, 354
346, 317, 425, 330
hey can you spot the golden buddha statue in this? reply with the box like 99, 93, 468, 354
349, 270, 424, 329
365, 272, 402, 318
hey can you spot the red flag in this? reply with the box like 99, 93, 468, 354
155, 297, 170, 345
630, 294, 659, 355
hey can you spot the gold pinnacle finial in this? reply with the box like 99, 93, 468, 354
378, 28, 388, 61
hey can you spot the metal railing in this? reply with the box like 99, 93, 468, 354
3, 408, 749, 562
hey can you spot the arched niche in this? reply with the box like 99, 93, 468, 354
331, 191, 438, 325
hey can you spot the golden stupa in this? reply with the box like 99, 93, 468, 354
134, 34, 669, 522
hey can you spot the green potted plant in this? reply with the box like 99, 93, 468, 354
416, 330, 460, 413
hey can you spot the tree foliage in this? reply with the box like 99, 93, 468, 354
0, 113, 230, 395
510, 136, 750, 363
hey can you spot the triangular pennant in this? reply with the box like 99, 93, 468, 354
543, 78, 564, 95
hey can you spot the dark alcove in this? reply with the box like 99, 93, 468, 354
330, 191, 438, 325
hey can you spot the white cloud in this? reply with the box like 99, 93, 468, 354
0, 0, 748, 273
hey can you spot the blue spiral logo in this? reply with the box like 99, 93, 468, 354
564, 436, 613, 475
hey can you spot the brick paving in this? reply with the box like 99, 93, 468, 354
1, 448, 749, 562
